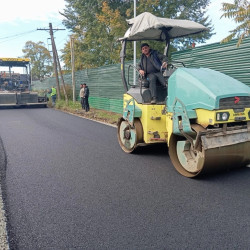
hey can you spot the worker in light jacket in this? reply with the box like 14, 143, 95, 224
79, 84, 85, 109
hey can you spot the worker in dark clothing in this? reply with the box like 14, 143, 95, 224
137, 43, 168, 104
83, 83, 90, 112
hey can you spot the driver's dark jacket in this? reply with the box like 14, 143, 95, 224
137, 49, 168, 74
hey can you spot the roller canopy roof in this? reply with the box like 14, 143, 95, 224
119, 12, 208, 41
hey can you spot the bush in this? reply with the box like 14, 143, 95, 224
55, 99, 67, 109
59, 85, 73, 101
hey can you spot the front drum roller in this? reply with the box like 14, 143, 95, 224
169, 125, 250, 178
117, 118, 143, 153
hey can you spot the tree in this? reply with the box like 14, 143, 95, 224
22, 41, 53, 80
221, 0, 249, 46
61, 0, 214, 68
61, 0, 130, 69
61, 35, 87, 71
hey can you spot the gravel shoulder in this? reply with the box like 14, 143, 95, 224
0, 190, 8, 249
0, 138, 9, 249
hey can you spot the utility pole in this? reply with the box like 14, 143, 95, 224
52, 34, 69, 105
70, 35, 76, 102
37, 23, 65, 101
133, 0, 137, 85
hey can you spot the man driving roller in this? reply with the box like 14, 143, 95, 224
137, 43, 168, 104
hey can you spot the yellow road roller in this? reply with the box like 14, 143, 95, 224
117, 12, 250, 177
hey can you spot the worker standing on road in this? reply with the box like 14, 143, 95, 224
79, 84, 85, 109
83, 83, 90, 112
50, 86, 57, 107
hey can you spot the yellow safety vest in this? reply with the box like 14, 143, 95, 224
51, 87, 57, 96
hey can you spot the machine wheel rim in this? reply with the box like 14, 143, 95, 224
117, 118, 143, 153
168, 125, 206, 178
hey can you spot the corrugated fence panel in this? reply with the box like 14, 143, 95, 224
33, 37, 249, 113
89, 97, 123, 113
172, 37, 250, 87
32, 61, 132, 113
109, 98, 124, 113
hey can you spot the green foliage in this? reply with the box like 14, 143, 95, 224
61, 0, 129, 69
61, 0, 214, 69
22, 41, 53, 80
221, 0, 249, 46
67, 100, 82, 109
54, 99, 66, 109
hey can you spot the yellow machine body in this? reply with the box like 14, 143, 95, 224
123, 93, 168, 143
196, 108, 250, 127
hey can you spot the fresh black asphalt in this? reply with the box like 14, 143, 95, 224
0, 108, 250, 249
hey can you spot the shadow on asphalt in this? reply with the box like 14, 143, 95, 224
196, 165, 250, 181
0, 105, 47, 110
134, 143, 169, 156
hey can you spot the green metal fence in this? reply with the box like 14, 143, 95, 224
33, 37, 250, 113
33, 63, 126, 113
172, 36, 250, 87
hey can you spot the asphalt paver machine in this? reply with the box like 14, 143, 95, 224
117, 12, 250, 177
0, 57, 47, 108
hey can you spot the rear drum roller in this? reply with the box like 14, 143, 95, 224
117, 118, 143, 153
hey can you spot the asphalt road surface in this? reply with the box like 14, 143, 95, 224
0, 108, 250, 249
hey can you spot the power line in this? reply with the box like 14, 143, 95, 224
53, 22, 66, 29
0, 30, 38, 44
56, 35, 69, 47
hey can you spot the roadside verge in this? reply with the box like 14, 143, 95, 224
0, 137, 9, 249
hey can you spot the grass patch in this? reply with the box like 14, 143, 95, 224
50, 100, 121, 126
